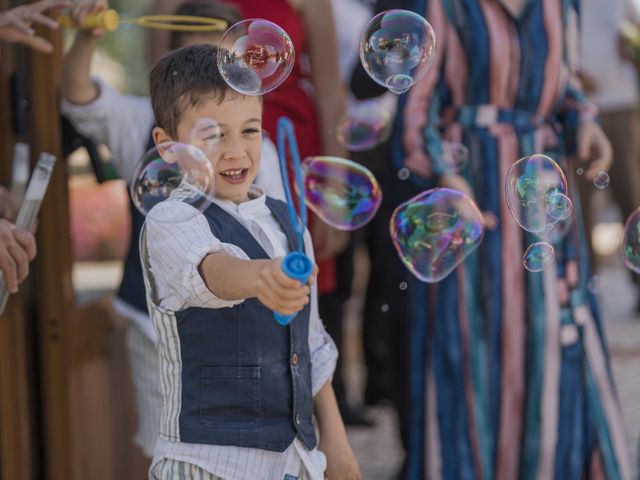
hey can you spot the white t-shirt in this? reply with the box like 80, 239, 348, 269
581, 0, 640, 111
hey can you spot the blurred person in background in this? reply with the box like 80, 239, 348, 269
353, 0, 628, 478
579, 0, 640, 309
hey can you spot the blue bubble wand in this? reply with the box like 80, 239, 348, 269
273, 117, 314, 325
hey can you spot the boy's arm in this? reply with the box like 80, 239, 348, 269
199, 253, 311, 316
314, 382, 361, 480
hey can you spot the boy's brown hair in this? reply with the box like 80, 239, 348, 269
169, 0, 243, 50
149, 43, 238, 138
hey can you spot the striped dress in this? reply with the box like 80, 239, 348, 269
392, 0, 632, 478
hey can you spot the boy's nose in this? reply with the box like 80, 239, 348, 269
221, 138, 246, 161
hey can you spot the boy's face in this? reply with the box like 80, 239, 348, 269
156, 95, 263, 204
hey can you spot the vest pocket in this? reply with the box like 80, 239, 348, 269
199, 366, 261, 429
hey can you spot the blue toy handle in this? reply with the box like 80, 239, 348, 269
273, 251, 314, 325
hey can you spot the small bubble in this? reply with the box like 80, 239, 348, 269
587, 276, 605, 294
398, 168, 410, 180
399, 282, 408, 290
381, 304, 389, 312
576, 168, 584, 176
593, 171, 610, 189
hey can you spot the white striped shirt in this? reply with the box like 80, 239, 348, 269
60, 77, 286, 341
145, 185, 337, 480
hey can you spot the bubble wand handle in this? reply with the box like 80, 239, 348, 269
273, 117, 313, 326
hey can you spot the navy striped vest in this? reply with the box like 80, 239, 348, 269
171, 197, 316, 451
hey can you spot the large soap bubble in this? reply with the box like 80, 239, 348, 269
302, 156, 382, 231
390, 188, 485, 283
359, 9, 436, 94
130, 142, 216, 223
505, 154, 569, 234
217, 19, 295, 95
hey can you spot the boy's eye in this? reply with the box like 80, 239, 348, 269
243, 128, 261, 135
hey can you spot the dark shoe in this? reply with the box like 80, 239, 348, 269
340, 405, 375, 427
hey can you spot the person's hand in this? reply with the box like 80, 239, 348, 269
577, 120, 613, 181
69, 0, 108, 37
0, 186, 18, 221
438, 173, 498, 230
311, 215, 349, 262
256, 257, 313, 316
0, 0, 70, 53
320, 434, 361, 480
0, 219, 37, 294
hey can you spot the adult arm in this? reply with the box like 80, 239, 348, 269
0, 0, 68, 53
0, 219, 36, 294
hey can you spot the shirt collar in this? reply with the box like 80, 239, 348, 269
212, 185, 270, 218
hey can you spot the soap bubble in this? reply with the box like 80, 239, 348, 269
522, 242, 555, 272
576, 168, 584, 176
359, 9, 436, 94
546, 192, 573, 221
336, 99, 392, 151
390, 188, 485, 283
505, 154, 568, 234
442, 141, 470, 172
187, 117, 222, 157
130, 142, 215, 222
398, 167, 411, 180
399, 281, 408, 290
622, 207, 640, 274
593, 171, 610, 189
302, 156, 382, 231
217, 19, 295, 95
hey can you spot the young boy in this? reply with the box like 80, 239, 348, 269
142, 43, 360, 480
60, 0, 284, 460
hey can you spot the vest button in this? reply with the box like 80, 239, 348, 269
295, 414, 301, 425
291, 353, 298, 365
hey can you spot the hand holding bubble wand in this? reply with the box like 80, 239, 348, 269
273, 117, 314, 326
0, 153, 57, 315
57, 9, 227, 32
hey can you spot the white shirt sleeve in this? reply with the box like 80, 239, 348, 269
145, 201, 249, 311
59, 77, 156, 183
304, 229, 339, 396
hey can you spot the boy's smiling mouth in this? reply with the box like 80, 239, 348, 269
219, 168, 249, 184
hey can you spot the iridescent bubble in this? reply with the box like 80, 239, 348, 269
360, 9, 436, 95
505, 154, 568, 233
390, 188, 485, 283
217, 19, 295, 95
130, 142, 215, 222
399, 282, 408, 290
588, 275, 605, 294
576, 167, 584, 176
546, 191, 573, 221
442, 141, 470, 172
622, 207, 640, 274
398, 167, 410, 180
522, 242, 555, 272
188, 117, 222, 157
381, 303, 390, 312
337, 99, 392, 151
593, 171, 610, 189
302, 156, 382, 231
537, 216, 573, 245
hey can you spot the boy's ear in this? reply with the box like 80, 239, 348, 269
153, 127, 173, 147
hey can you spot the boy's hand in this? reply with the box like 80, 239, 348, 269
69, 0, 108, 37
256, 257, 311, 316
320, 435, 361, 480
0, 0, 70, 53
